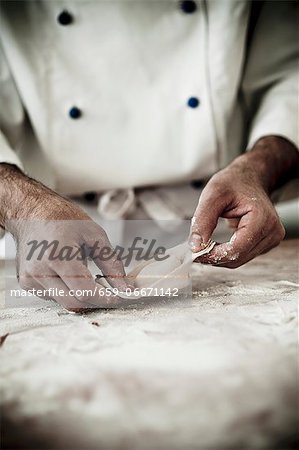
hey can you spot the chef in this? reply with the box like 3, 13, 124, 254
0, 1, 298, 309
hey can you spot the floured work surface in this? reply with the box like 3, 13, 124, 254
0, 240, 298, 449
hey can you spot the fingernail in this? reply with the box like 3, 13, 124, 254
189, 233, 203, 251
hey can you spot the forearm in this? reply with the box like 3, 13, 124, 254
0, 163, 36, 228
0, 163, 82, 233
230, 136, 299, 194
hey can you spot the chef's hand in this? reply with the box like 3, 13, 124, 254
0, 164, 131, 311
189, 136, 299, 268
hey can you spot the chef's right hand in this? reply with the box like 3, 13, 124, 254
0, 164, 131, 311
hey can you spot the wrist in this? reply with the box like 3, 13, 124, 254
231, 136, 299, 194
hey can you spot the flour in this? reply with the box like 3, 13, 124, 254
97, 240, 216, 298
0, 241, 298, 449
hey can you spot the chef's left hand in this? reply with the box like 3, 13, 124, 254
189, 136, 299, 268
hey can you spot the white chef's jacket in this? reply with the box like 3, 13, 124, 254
0, 0, 298, 196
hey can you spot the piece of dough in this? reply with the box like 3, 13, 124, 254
97, 240, 215, 299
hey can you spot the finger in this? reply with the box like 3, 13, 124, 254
244, 228, 284, 261
210, 233, 280, 269
18, 273, 43, 292
197, 207, 284, 268
90, 233, 133, 291
17, 274, 50, 307
54, 260, 125, 309
260, 240, 282, 255
189, 186, 230, 251
20, 270, 87, 311
36, 272, 92, 312
196, 209, 264, 267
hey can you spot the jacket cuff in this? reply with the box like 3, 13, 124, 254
247, 77, 299, 151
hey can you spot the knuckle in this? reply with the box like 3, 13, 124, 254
268, 216, 278, 229
89, 225, 109, 243
18, 276, 34, 290
268, 218, 285, 243
267, 213, 280, 231
207, 180, 227, 197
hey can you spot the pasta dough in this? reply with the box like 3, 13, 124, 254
98, 240, 216, 299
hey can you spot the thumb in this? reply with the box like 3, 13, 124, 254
189, 188, 226, 251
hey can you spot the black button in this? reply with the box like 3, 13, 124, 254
191, 180, 204, 189
84, 192, 97, 202
187, 97, 200, 108
69, 107, 82, 119
57, 10, 73, 26
180, 1, 197, 14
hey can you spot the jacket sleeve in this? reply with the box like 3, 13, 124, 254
0, 41, 24, 169
242, 0, 299, 151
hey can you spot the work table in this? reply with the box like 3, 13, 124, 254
0, 240, 298, 449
